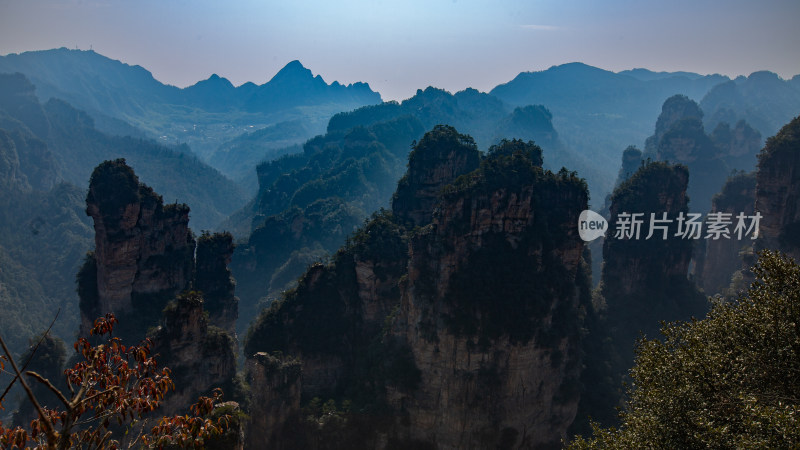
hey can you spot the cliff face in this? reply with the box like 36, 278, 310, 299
245, 353, 302, 449
80, 159, 240, 341
81, 159, 195, 336
151, 292, 237, 414
755, 116, 800, 261
644, 95, 763, 214
244, 132, 590, 449
644, 94, 704, 157
391, 124, 481, 227
388, 156, 588, 448
601, 162, 706, 367
699, 172, 756, 295
78, 159, 238, 414
711, 120, 762, 171
195, 231, 239, 334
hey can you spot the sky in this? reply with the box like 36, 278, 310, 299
1, 0, 799, 102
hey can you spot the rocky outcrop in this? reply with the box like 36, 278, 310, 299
388, 153, 588, 448
644, 94, 703, 157
79, 159, 239, 342
78, 159, 239, 415
244, 131, 590, 449
601, 161, 706, 366
614, 145, 643, 188
710, 120, 762, 171
151, 292, 237, 414
644, 95, 763, 214
755, 116, 800, 261
80, 159, 195, 337
195, 231, 239, 334
391, 124, 480, 227
656, 117, 729, 213
245, 352, 302, 449
698, 172, 756, 295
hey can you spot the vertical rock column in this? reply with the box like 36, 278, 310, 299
80, 158, 194, 338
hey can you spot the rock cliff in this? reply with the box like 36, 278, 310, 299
754, 116, 800, 261
80, 159, 195, 338
600, 161, 706, 368
644, 95, 763, 214
392, 124, 480, 227
245, 353, 302, 449
195, 231, 239, 334
710, 120, 762, 171
698, 172, 756, 295
644, 94, 704, 158
244, 130, 591, 449
151, 292, 237, 414
388, 147, 588, 449
78, 159, 239, 414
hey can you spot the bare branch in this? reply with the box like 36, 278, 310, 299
26, 370, 71, 408
0, 308, 61, 404
93, 430, 114, 450
0, 334, 58, 449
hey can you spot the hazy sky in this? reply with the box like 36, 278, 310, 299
1, 0, 798, 101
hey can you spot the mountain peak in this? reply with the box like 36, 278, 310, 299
269, 60, 313, 83
185, 73, 234, 93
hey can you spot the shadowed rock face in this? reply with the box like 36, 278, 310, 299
600, 161, 707, 373
699, 172, 757, 295
151, 292, 237, 415
755, 116, 800, 261
388, 158, 588, 449
243, 133, 590, 449
78, 159, 238, 421
80, 158, 239, 338
391, 124, 480, 228
195, 231, 239, 334
603, 162, 692, 298
644, 94, 704, 157
81, 159, 194, 337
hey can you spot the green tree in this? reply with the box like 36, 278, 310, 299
570, 250, 800, 448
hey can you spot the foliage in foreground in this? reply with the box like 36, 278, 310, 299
0, 314, 231, 449
570, 250, 800, 448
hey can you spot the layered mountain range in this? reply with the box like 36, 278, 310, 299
0, 48, 383, 184
4, 49, 798, 197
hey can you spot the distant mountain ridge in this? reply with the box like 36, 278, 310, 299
0, 48, 383, 160
0, 72, 248, 230
3, 49, 797, 210
701, 71, 800, 139
490, 63, 731, 191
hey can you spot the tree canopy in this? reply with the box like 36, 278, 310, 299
570, 250, 800, 448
